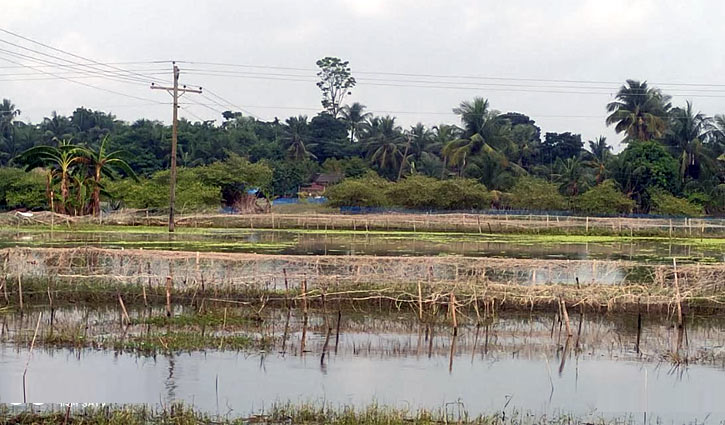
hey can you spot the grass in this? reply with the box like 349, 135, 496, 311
0, 402, 648, 425
17, 326, 269, 355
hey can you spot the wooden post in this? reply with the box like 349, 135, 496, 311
450, 292, 458, 336
118, 294, 131, 325
165, 276, 173, 317
561, 298, 572, 337
417, 280, 423, 321
673, 258, 683, 328
301, 275, 308, 313
17, 274, 23, 311
585, 216, 589, 234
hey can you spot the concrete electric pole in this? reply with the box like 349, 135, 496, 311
151, 62, 202, 232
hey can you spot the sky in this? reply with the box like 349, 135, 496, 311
3, 0, 725, 151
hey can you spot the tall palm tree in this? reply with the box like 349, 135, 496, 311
444, 98, 513, 176
340, 102, 371, 143
41, 111, 76, 143
432, 124, 461, 177
17, 140, 85, 214
283, 116, 316, 161
585, 136, 612, 184
665, 102, 711, 183
363, 116, 405, 177
606, 80, 671, 142
555, 156, 589, 196
0, 99, 21, 164
77, 135, 139, 217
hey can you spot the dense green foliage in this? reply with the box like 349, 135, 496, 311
649, 190, 704, 217
574, 180, 635, 215
1, 62, 723, 216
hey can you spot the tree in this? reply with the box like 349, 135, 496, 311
316, 57, 356, 118
664, 101, 713, 183
555, 156, 590, 196
17, 139, 85, 214
77, 135, 139, 217
283, 116, 316, 161
613, 140, 679, 211
362, 116, 405, 178
444, 98, 513, 176
0, 99, 21, 165
606, 80, 671, 142
574, 180, 634, 215
340, 102, 371, 143
541, 132, 583, 163
585, 136, 612, 184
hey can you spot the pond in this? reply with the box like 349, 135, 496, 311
1, 306, 724, 421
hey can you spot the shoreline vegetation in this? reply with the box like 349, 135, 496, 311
2, 209, 725, 238
0, 402, 660, 425
2, 245, 724, 316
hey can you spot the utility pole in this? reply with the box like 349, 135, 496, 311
151, 62, 202, 232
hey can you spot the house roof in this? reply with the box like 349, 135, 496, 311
314, 172, 343, 185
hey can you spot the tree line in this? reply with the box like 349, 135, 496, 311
0, 58, 723, 216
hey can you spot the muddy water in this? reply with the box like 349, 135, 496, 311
1, 307, 724, 420
1, 229, 722, 263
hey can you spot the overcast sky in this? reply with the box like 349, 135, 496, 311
4, 0, 725, 151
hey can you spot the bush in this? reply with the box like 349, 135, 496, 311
434, 178, 491, 210
383, 175, 438, 209
325, 175, 390, 207
506, 176, 567, 211
0, 168, 47, 210
649, 190, 704, 217
574, 180, 634, 215
107, 169, 221, 211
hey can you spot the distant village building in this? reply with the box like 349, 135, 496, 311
299, 172, 343, 197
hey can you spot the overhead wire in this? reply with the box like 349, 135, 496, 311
0, 27, 169, 85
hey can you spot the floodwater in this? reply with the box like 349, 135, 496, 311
1, 228, 723, 263
1, 307, 724, 421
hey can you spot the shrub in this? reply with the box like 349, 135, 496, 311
574, 180, 634, 215
383, 175, 438, 209
325, 175, 390, 207
0, 168, 47, 210
107, 169, 220, 211
506, 176, 567, 211
649, 190, 704, 217
434, 178, 491, 210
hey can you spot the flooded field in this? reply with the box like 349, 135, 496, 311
1, 227, 723, 263
1, 223, 724, 422
1, 306, 724, 421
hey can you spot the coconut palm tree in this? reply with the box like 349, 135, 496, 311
340, 102, 371, 143
41, 111, 76, 143
283, 116, 316, 161
17, 139, 85, 214
0, 99, 21, 164
443, 99, 513, 176
555, 156, 590, 196
664, 101, 717, 184
362, 116, 405, 177
585, 136, 612, 184
77, 135, 139, 217
606, 80, 672, 142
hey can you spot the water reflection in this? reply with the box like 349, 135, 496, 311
1, 306, 725, 420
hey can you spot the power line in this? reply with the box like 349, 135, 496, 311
201, 88, 263, 120
0, 46, 158, 87
0, 27, 168, 85
0, 54, 165, 104
0, 38, 156, 86
175, 60, 725, 89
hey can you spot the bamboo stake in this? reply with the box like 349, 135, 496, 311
23, 312, 42, 403
450, 292, 458, 336
118, 294, 131, 325
560, 298, 573, 337
301, 275, 308, 313
673, 258, 683, 328
417, 280, 423, 321
165, 276, 173, 317
17, 274, 23, 311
